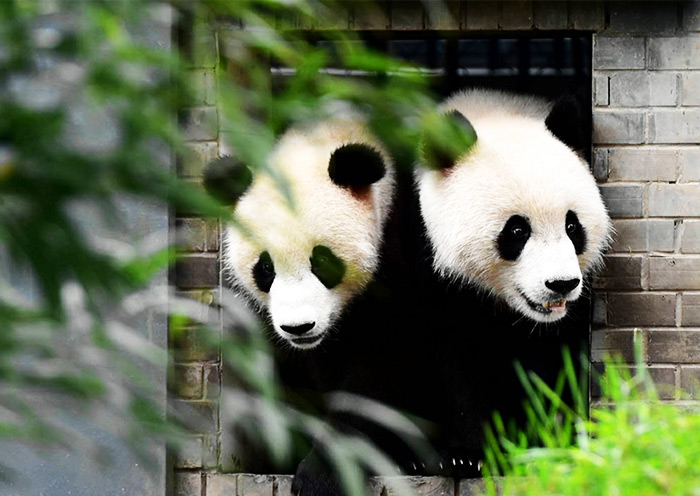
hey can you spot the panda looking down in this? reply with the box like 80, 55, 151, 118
204, 119, 395, 350
417, 89, 611, 323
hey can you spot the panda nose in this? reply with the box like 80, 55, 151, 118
545, 278, 580, 295
280, 322, 315, 336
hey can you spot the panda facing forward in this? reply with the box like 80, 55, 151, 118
204, 119, 395, 351
412, 89, 612, 474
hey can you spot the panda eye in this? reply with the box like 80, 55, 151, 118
566, 222, 577, 234
252, 251, 275, 293
497, 215, 531, 261
565, 210, 587, 255
310, 245, 345, 289
511, 225, 528, 238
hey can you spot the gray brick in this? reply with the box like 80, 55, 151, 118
598, 184, 644, 217
171, 400, 219, 434
171, 363, 204, 399
569, 1, 605, 30
683, 220, 700, 252
204, 364, 221, 398
206, 473, 236, 496
594, 255, 644, 289
383, 476, 454, 496
592, 329, 646, 363
313, 3, 350, 29
459, 477, 488, 496
170, 326, 220, 362
593, 148, 609, 180
425, 1, 460, 30
649, 36, 700, 70
202, 434, 219, 469
594, 75, 609, 107
175, 436, 203, 469
648, 183, 700, 217
238, 474, 274, 496
593, 292, 607, 325
681, 366, 700, 399
186, 69, 216, 106
533, 1, 567, 30
684, 1, 700, 31
611, 219, 676, 253
594, 37, 646, 70
649, 366, 678, 400
178, 142, 218, 178
464, 1, 500, 30
681, 148, 700, 181
501, 1, 533, 29
176, 255, 219, 288
175, 472, 202, 496
682, 292, 700, 325
608, 292, 676, 326
648, 330, 700, 363
181, 107, 218, 141
189, 25, 217, 69
391, 2, 424, 30
609, 71, 650, 107
593, 111, 645, 144
177, 218, 207, 252
276, 475, 294, 496
650, 256, 700, 290
608, 1, 678, 33
681, 72, 700, 105
649, 109, 700, 143
650, 72, 679, 106
608, 148, 678, 181
352, 2, 389, 29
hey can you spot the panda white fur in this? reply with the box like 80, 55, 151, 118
416, 89, 612, 323
204, 119, 395, 350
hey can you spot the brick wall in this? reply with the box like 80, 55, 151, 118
172, 2, 700, 494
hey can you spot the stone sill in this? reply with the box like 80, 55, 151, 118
205, 473, 490, 496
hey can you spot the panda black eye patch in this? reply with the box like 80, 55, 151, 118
310, 245, 345, 289
497, 215, 531, 261
253, 251, 275, 293
565, 210, 587, 255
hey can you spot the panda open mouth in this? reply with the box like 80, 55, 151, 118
289, 335, 323, 347
521, 292, 567, 315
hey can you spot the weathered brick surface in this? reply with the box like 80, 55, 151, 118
352, 2, 389, 29
593, 111, 645, 144
594, 75, 609, 107
171, 363, 204, 399
276, 475, 294, 496
607, 148, 678, 181
463, 1, 500, 30
648, 36, 700, 70
179, 141, 218, 178
533, 1, 567, 30
176, 255, 219, 288
650, 72, 679, 106
648, 183, 700, 217
171, 399, 219, 434
568, 1, 605, 30
594, 255, 644, 290
649, 109, 700, 143
598, 184, 644, 217
206, 473, 236, 496
592, 329, 646, 363
594, 37, 646, 70
608, 71, 679, 108
171, 326, 220, 362
593, 148, 609, 180
608, 293, 676, 327
383, 476, 454, 496
187, 69, 217, 106
648, 330, 700, 363
500, 0, 533, 29
425, 1, 460, 30
608, 1, 678, 33
681, 148, 700, 181
650, 256, 700, 290
591, 364, 677, 400
391, 1, 424, 30
680, 366, 700, 398
175, 436, 204, 469
175, 472, 202, 496
681, 72, 700, 105
684, 1, 700, 32
237, 474, 274, 496
682, 293, 700, 325
181, 107, 218, 141
682, 220, 700, 253
204, 363, 221, 398
611, 219, 676, 253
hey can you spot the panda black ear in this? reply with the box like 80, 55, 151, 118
203, 155, 253, 205
421, 110, 477, 170
545, 95, 585, 152
328, 143, 386, 187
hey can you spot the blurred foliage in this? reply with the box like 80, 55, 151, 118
483, 342, 700, 496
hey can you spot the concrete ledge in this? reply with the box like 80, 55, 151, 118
203, 474, 493, 496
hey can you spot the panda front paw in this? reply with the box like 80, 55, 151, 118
292, 451, 344, 496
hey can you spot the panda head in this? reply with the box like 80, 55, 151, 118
417, 90, 611, 323
205, 121, 394, 349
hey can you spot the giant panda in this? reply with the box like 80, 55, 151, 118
204, 118, 396, 351
409, 88, 613, 475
